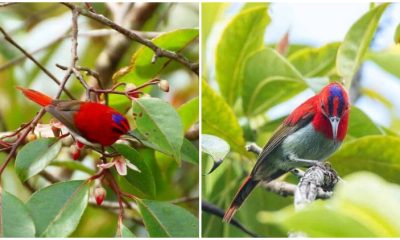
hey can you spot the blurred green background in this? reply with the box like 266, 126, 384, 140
202, 2, 400, 237
0, 2, 199, 237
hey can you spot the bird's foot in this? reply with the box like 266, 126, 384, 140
290, 168, 305, 178
286, 154, 321, 167
245, 143, 262, 155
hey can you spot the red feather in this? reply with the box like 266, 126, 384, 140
74, 102, 130, 146
17, 87, 53, 106
18, 87, 130, 146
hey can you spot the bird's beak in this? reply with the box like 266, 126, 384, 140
329, 116, 340, 144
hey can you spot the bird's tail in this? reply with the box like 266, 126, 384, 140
223, 176, 259, 223
17, 86, 53, 107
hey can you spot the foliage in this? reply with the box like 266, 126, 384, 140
202, 3, 400, 237
0, 3, 198, 238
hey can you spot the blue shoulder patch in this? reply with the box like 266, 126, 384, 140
112, 113, 125, 126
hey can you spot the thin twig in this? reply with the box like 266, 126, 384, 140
202, 201, 259, 237
0, 29, 159, 73
0, 27, 75, 99
61, 2, 199, 75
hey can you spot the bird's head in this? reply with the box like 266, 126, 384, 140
317, 82, 350, 143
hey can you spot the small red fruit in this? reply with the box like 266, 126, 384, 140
94, 187, 106, 205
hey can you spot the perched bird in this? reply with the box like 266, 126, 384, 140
223, 82, 350, 222
17, 87, 130, 147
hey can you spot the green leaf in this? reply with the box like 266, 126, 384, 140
50, 160, 96, 175
348, 106, 382, 138
181, 138, 199, 165
114, 28, 198, 84
259, 172, 400, 237
137, 199, 198, 237
132, 97, 183, 164
329, 136, 400, 183
15, 138, 62, 181
215, 6, 270, 105
2, 191, 36, 237
337, 3, 389, 89
202, 80, 246, 154
288, 42, 340, 77
241, 2, 269, 11
120, 224, 136, 237
113, 144, 156, 197
394, 23, 400, 44
128, 130, 196, 165
178, 97, 199, 132
26, 180, 89, 237
202, 3, 227, 76
366, 46, 400, 78
361, 87, 394, 109
202, 134, 230, 174
242, 48, 307, 116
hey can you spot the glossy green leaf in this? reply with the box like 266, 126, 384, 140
178, 97, 199, 132
15, 138, 62, 181
202, 80, 246, 154
242, 48, 306, 116
202, 134, 230, 162
120, 224, 136, 237
181, 138, 199, 165
215, 7, 270, 105
51, 160, 96, 175
114, 29, 198, 84
202, 134, 230, 174
132, 97, 183, 164
337, 3, 389, 89
202, 3, 227, 76
2, 191, 35, 237
26, 180, 89, 237
348, 106, 382, 138
137, 199, 198, 237
259, 172, 400, 237
366, 46, 400, 78
128, 130, 197, 165
114, 144, 156, 197
288, 42, 340, 77
329, 136, 400, 183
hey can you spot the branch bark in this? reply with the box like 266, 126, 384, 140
202, 201, 259, 237
61, 2, 199, 77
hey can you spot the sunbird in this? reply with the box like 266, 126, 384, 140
17, 87, 130, 147
223, 82, 350, 222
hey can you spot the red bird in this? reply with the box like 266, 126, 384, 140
223, 82, 350, 222
17, 87, 130, 147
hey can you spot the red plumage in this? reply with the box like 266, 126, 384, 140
223, 82, 350, 222
18, 87, 130, 146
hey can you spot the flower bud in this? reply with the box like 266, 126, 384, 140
158, 80, 170, 92
26, 133, 37, 142
94, 187, 106, 206
70, 145, 81, 160
127, 91, 140, 99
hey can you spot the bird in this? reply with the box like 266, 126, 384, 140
17, 87, 130, 147
223, 82, 350, 223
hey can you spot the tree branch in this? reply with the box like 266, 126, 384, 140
294, 163, 338, 210
0, 27, 75, 99
202, 201, 259, 237
61, 2, 199, 75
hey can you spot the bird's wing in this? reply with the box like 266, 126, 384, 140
251, 96, 317, 174
45, 100, 82, 135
